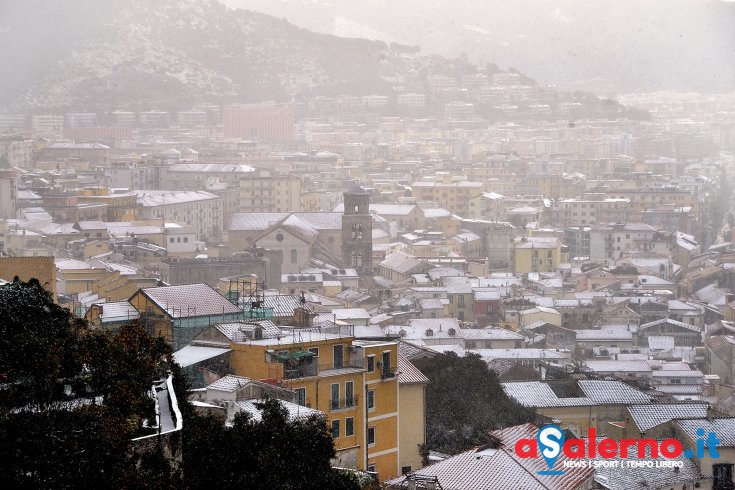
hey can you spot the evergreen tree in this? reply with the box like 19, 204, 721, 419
183, 399, 361, 490
0, 278, 181, 488
413, 352, 535, 455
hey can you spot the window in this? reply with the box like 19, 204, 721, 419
367, 355, 375, 372
333, 345, 344, 369
169, 237, 174, 243
291, 249, 297, 264
402, 466, 412, 475
713, 463, 733, 490
346, 417, 354, 436
458, 295, 465, 307
308, 347, 319, 357
295, 387, 306, 406
331, 384, 340, 410
345, 381, 354, 407
465, 340, 476, 349
367, 390, 375, 410
367, 426, 375, 446
183, 237, 188, 243
382, 351, 391, 377
331, 419, 340, 438
671, 378, 682, 384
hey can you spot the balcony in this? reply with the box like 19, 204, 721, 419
330, 396, 359, 411
380, 367, 396, 379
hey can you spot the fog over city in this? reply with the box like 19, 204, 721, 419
1, 1, 735, 489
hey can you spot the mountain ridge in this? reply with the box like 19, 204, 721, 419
224, 0, 735, 94
0, 0, 444, 111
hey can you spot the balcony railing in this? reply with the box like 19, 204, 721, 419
381, 368, 396, 379
330, 396, 359, 411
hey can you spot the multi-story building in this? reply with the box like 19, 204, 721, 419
550, 196, 631, 227
513, 236, 563, 274
411, 174, 484, 217
226, 328, 401, 480
0, 169, 17, 219
0, 135, 35, 167
223, 103, 295, 140
161, 163, 255, 190
104, 159, 161, 190
37, 142, 111, 165
239, 169, 301, 213
0, 114, 28, 133
65, 112, 98, 128
589, 222, 660, 262
107, 111, 138, 127
135, 190, 223, 240
31, 114, 64, 139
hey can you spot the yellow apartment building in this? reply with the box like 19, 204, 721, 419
411, 175, 484, 217
397, 355, 428, 474
513, 236, 563, 274
229, 331, 401, 480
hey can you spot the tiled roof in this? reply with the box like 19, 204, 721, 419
207, 375, 254, 392
575, 327, 633, 341
588, 437, 706, 490
501, 381, 595, 408
478, 349, 570, 361
397, 355, 429, 385
654, 385, 703, 394
489, 423, 595, 489
627, 403, 709, 432
650, 370, 703, 378
398, 340, 438, 361
228, 213, 290, 231
167, 163, 255, 173
215, 320, 281, 342
677, 418, 735, 447
135, 190, 220, 206
140, 283, 242, 318
331, 308, 371, 320
640, 318, 702, 333
233, 399, 323, 422
228, 212, 342, 231
462, 327, 525, 341
577, 380, 651, 405
385, 446, 549, 489
584, 360, 652, 374
380, 251, 425, 274
241, 294, 302, 317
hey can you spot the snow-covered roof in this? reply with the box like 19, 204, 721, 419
173, 345, 231, 367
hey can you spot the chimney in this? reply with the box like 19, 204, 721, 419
707, 404, 714, 422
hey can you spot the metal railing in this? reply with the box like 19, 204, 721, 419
329, 396, 359, 411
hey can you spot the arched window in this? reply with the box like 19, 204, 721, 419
356, 224, 363, 240
291, 249, 298, 264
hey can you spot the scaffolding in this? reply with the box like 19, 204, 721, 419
228, 277, 274, 320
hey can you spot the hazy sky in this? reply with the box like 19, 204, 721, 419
224, 0, 735, 93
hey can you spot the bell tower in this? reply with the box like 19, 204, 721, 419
341, 185, 373, 274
